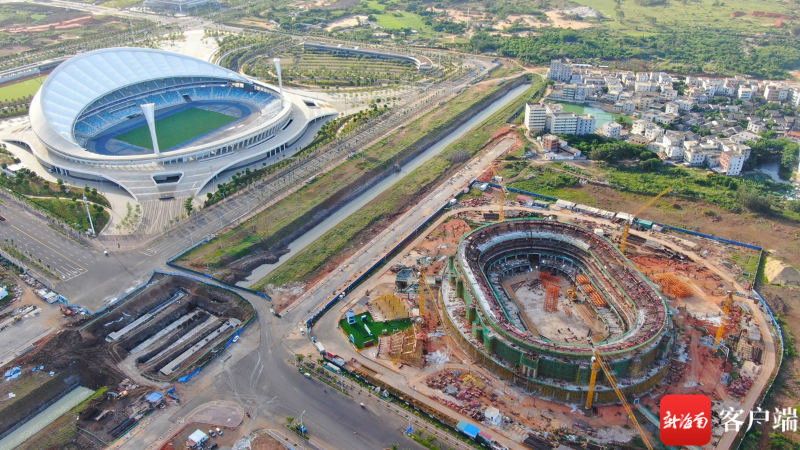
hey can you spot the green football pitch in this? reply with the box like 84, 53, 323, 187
114, 107, 238, 150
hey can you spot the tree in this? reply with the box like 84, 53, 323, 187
184, 195, 194, 216
737, 188, 771, 214
780, 141, 799, 172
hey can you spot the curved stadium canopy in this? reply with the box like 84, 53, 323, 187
38, 47, 247, 144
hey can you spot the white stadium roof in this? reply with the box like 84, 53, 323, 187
37, 47, 247, 143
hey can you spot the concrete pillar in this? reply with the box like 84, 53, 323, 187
140, 103, 159, 154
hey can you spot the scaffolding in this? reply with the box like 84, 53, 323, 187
651, 274, 692, 299
540, 271, 561, 313
379, 324, 423, 367
369, 294, 409, 322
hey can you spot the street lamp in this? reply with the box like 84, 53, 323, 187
82, 194, 96, 236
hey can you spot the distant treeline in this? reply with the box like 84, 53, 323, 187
466, 28, 800, 79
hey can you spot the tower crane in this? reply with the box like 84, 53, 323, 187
585, 344, 654, 450
620, 186, 672, 254
714, 291, 734, 350
491, 168, 507, 222
418, 264, 428, 318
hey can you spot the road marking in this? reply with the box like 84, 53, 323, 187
8, 223, 86, 271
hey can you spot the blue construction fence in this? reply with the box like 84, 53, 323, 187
165, 237, 272, 301
496, 183, 763, 250
177, 313, 257, 383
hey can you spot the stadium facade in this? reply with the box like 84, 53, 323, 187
441, 219, 673, 404
21, 48, 336, 200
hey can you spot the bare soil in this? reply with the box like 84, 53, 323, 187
0, 275, 254, 448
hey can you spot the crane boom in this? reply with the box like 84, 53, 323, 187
620, 186, 672, 254
586, 349, 654, 450
491, 168, 507, 222
714, 291, 733, 349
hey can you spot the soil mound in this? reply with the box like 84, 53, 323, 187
765, 258, 800, 285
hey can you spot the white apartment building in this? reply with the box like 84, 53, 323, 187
764, 83, 790, 102
600, 121, 622, 138
524, 103, 547, 132
548, 60, 573, 82
738, 86, 753, 101
526, 103, 595, 135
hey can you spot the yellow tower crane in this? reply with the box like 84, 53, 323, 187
491, 168, 507, 222
620, 186, 672, 254
418, 265, 428, 318
585, 346, 654, 450
714, 291, 734, 350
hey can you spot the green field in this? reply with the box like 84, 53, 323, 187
569, 0, 795, 34
339, 313, 412, 348
115, 107, 237, 150
0, 77, 46, 102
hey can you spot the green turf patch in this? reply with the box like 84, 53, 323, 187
115, 107, 237, 151
0, 77, 46, 102
339, 312, 413, 349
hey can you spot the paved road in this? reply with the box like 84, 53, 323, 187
117, 290, 425, 450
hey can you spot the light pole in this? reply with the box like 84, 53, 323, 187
82, 195, 95, 236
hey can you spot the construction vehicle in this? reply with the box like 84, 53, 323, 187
585, 343, 653, 450
620, 186, 672, 254
491, 168, 507, 221
714, 291, 733, 350
59, 304, 73, 316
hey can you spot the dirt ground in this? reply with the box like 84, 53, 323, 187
251, 433, 284, 450
334, 207, 757, 447
168, 423, 238, 449
0, 275, 253, 449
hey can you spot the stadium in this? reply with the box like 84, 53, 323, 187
441, 219, 674, 404
21, 47, 336, 201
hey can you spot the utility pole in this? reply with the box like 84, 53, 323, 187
82, 195, 95, 236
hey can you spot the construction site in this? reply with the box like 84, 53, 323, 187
327, 177, 770, 448
0, 274, 253, 450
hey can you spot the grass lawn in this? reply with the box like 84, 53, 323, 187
257, 79, 546, 288
373, 10, 432, 34
115, 107, 237, 151
0, 77, 45, 102
339, 312, 412, 348
569, 0, 794, 34
29, 198, 109, 232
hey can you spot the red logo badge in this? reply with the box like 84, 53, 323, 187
660, 394, 711, 446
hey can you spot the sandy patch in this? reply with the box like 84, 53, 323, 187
545, 10, 596, 29
325, 15, 367, 31
765, 257, 800, 285
497, 14, 549, 29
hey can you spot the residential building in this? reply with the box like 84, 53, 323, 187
764, 83, 791, 102
665, 102, 680, 115
600, 121, 622, 138
683, 147, 707, 166
547, 60, 572, 82
524, 103, 547, 132
720, 150, 745, 175
576, 114, 596, 134
526, 103, 595, 135
747, 119, 765, 134
542, 134, 560, 151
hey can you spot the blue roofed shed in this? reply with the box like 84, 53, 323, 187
145, 392, 164, 404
